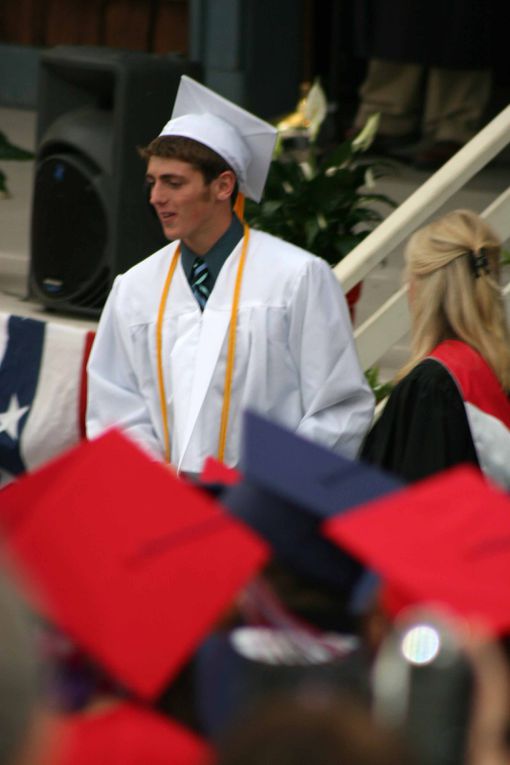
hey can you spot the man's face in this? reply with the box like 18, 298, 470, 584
145, 156, 218, 245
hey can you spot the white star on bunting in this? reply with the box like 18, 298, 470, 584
0, 394, 29, 441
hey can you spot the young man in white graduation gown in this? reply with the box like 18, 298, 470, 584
86, 76, 374, 475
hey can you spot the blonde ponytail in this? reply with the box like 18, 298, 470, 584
398, 209, 510, 390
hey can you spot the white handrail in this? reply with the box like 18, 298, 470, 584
354, 287, 409, 370
482, 187, 510, 241
335, 104, 510, 293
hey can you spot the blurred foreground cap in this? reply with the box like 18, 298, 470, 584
324, 466, 510, 634
200, 457, 241, 486
195, 626, 368, 737
0, 430, 268, 699
159, 76, 277, 201
221, 411, 401, 594
54, 701, 211, 765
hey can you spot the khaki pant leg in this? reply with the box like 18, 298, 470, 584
423, 68, 492, 144
354, 59, 425, 136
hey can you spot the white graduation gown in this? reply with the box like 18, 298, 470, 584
86, 229, 374, 473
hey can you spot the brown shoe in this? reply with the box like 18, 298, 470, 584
414, 141, 463, 170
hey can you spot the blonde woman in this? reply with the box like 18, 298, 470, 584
361, 209, 510, 486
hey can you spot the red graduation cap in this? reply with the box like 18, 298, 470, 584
0, 429, 268, 700
323, 466, 510, 635
200, 457, 241, 486
52, 701, 212, 765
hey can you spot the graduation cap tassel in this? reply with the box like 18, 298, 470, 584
233, 192, 245, 221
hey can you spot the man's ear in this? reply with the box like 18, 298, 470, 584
214, 170, 237, 202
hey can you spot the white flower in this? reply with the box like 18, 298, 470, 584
364, 168, 376, 188
304, 79, 328, 141
299, 161, 314, 180
351, 113, 380, 152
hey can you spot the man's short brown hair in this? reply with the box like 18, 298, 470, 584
139, 135, 235, 186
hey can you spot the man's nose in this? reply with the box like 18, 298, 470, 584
150, 181, 165, 206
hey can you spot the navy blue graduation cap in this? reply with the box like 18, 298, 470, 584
220, 411, 402, 596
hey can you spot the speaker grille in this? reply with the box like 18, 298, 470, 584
31, 153, 109, 304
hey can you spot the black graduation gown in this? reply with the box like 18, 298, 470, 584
360, 359, 479, 484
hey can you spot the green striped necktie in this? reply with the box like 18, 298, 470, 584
190, 257, 210, 310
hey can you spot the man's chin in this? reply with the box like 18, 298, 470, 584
161, 223, 181, 240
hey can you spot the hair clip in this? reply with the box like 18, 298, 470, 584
468, 249, 490, 279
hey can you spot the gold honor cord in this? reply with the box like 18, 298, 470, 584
156, 246, 180, 463
156, 225, 251, 465
218, 224, 250, 461
233, 191, 245, 221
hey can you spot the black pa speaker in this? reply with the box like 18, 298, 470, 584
29, 46, 200, 316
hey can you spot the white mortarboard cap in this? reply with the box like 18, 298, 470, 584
159, 76, 277, 202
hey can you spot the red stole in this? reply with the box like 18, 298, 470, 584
428, 340, 510, 429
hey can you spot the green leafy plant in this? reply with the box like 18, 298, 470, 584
500, 248, 510, 266
0, 131, 34, 198
245, 88, 398, 403
245, 113, 397, 267
364, 366, 394, 404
